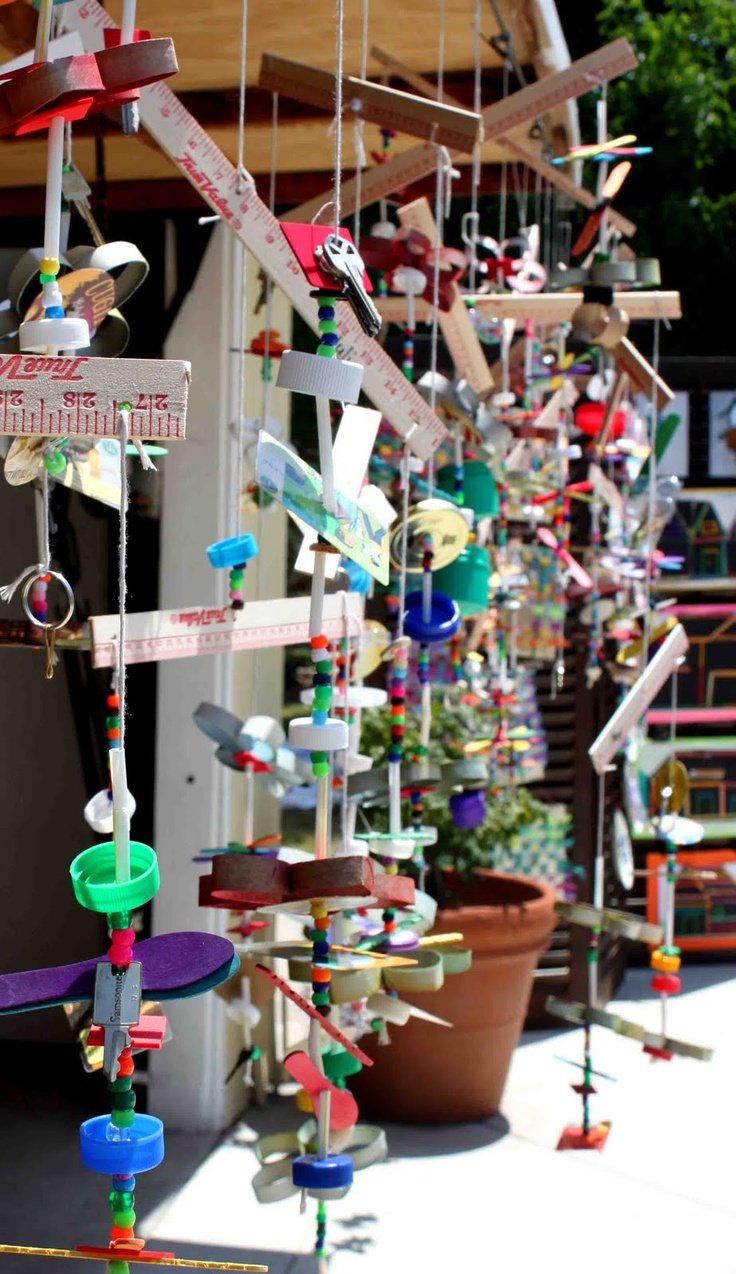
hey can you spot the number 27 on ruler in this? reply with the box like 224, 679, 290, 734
0, 355, 191, 438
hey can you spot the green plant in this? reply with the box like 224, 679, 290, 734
555, 0, 736, 355
359, 701, 548, 901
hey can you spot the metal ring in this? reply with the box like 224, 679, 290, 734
21, 569, 75, 631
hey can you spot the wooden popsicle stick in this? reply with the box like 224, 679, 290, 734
397, 196, 493, 396
376, 290, 681, 326
285, 38, 637, 224
258, 54, 483, 153
612, 336, 675, 412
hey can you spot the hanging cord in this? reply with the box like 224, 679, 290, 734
425, 0, 445, 499
641, 316, 661, 669
468, 0, 482, 293
498, 59, 510, 242
260, 92, 279, 434
117, 408, 130, 750
235, 0, 249, 191
352, 0, 370, 248
333, 0, 345, 235
396, 442, 412, 640
232, 0, 249, 543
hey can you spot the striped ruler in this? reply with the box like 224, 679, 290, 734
90, 592, 364, 667
65, 0, 448, 461
0, 354, 189, 438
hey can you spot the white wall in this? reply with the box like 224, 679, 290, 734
149, 224, 291, 1131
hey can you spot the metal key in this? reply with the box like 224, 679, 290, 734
316, 234, 382, 339
92, 960, 142, 1081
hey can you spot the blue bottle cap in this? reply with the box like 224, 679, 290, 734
80, 1114, 165, 1175
206, 534, 258, 570
292, 1153, 354, 1192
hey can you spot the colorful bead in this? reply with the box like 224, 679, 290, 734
40, 256, 60, 277
651, 949, 681, 973
111, 1109, 136, 1129
651, 973, 681, 995
317, 298, 338, 359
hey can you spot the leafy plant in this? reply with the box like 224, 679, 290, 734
555, 0, 736, 355
359, 701, 549, 903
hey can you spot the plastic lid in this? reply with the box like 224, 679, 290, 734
70, 842, 160, 913
80, 1114, 164, 1175
292, 1153, 353, 1191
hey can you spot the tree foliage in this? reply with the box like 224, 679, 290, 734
556, 0, 736, 354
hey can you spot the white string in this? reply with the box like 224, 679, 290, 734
333, 0, 345, 236
117, 409, 130, 751
499, 60, 510, 242
40, 469, 51, 571
396, 443, 412, 640
642, 316, 661, 669
352, 0, 370, 248
469, 0, 482, 293
235, 0, 249, 190
425, 0, 446, 497
260, 92, 279, 434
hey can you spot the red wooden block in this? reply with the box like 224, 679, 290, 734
0, 54, 102, 135
280, 223, 372, 293
87, 1016, 167, 1053
557, 1121, 611, 1151
643, 1044, 673, 1062
231, 750, 272, 773
92, 38, 178, 107
290, 855, 375, 902
76, 1247, 174, 1264
211, 854, 290, 905
373, 872, 415, 909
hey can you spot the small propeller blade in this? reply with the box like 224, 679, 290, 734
602, 160, 632, 201
571, 211, 603, 258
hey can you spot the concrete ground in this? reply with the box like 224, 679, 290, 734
0, 963, 732, 1274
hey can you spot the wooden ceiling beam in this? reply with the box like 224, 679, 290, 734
0, 162, 505, 216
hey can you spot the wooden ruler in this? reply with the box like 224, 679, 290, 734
90, 592, 364, 668
286, 38, 638, 224
258, 54, 483, 152
589, 622, 689, 774
613, 336, 674, 412
65, 0, 449, 462
377, 289, 682, 327
397, 197, 493, 397
0, 354, 189, 438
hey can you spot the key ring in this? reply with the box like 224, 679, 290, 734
21, 569, 75, 630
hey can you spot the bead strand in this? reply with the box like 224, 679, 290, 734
29, 574, 50, 625
310, 900, 331, 1019
106, 898, 138, 1249
316, 295, 339, 360
310, 632, 333, 780
229, 564, 246, 610
315, 1200, 328, 1262
39, 255, 64, 321
402, 324, 414, 382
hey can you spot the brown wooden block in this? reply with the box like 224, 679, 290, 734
258, 53, 482, 153
198, 875, 237, 909
290, 855, 375, 902
373, 872, 415, 909
210, 853, 289, 904
1, 54, 103, 130
94, 38, 179, 95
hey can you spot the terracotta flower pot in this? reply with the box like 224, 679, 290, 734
351, 869, 557, 1124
